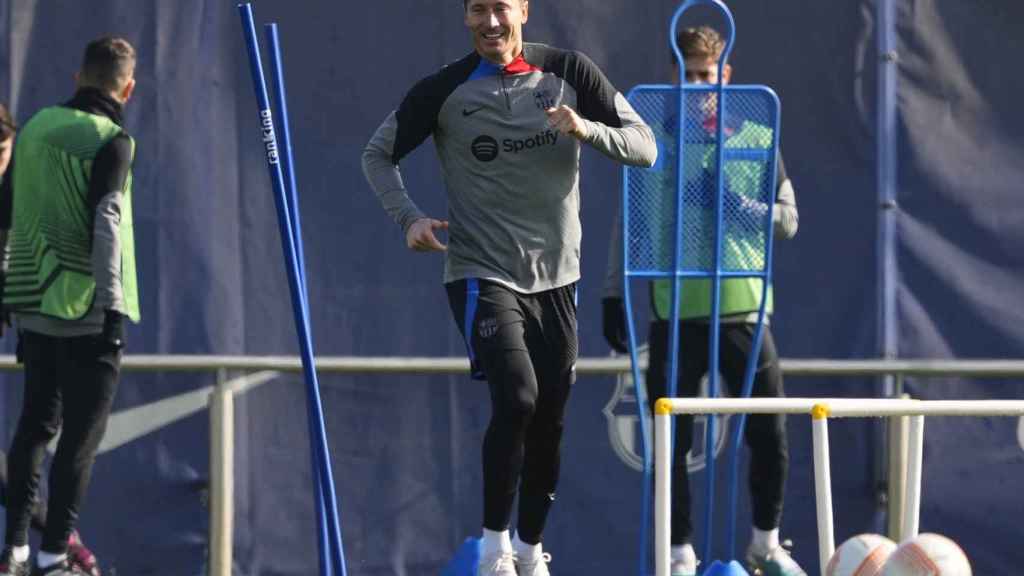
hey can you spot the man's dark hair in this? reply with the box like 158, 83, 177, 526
673, 26, 726, 65
80, 37, 136, 93
0, 103, 15, 141
464, 0, 524, 10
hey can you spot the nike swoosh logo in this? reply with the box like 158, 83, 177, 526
462, 106, 486, 117
46, 370, 279, 455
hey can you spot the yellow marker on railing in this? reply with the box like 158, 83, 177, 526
655, 398, 673, 416
812, 403, 830, 420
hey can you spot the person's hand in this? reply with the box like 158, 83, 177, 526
546, 105, 589, 140
405, 218, 448, 252
726, 189, 768, 218
602, 297, 629, 354
99, 310, 125, 353
723, 188, 769, 234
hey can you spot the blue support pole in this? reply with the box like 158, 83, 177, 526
622, 244, 652, 576
670, 3, 735, 566
621, 132, 653, 573
877, 0, 898, 375
876, 0, 900, 533
702, 68, 727, 574
238, 5, 347, 575
725, 97, 781, 558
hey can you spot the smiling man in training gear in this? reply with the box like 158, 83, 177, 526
361, 1, 656, 574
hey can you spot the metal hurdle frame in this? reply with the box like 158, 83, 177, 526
652, 397, 1024, 576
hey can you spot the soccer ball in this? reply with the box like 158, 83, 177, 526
880, 533, 971, 575
826, 533, 897, 576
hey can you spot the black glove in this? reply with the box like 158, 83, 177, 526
100, 310, 125, 352
601, 297, 629, 354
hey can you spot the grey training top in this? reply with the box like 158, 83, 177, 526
363, 43, 657, 294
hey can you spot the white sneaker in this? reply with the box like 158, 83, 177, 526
516, 551, 551, 576
745, 541, 807, 576
671, 559, 697, 576
478, 550, 517, 576
670, 546, 697, 576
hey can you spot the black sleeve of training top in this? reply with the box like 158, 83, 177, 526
87, 133, 133, 212
536, 47, 624, 128
391, 53, 480, 164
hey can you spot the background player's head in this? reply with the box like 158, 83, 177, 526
464, 0, 529, 66
0, 103, 15, 175
673, 26, 732, 86
75, 36, 137, 105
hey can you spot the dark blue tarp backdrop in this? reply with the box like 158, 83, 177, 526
1, 1, 1022, 574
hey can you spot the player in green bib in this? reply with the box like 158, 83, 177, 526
0, 102, 100, 576
602, 27, 805, 576
0, 37, 138, 576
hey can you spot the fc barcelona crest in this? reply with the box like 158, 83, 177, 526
534, 89, 555, 111
602, 344, 731, 472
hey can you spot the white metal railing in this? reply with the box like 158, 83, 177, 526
653, 397, 1024, 576
1, 355, 1024, 376
4, 355, 1024, 576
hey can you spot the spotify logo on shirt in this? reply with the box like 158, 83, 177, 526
471, 135, 499, 162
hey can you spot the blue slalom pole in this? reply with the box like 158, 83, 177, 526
264, 22, 334, 576
265, 23, 308, 287
238, 5, 347, 576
